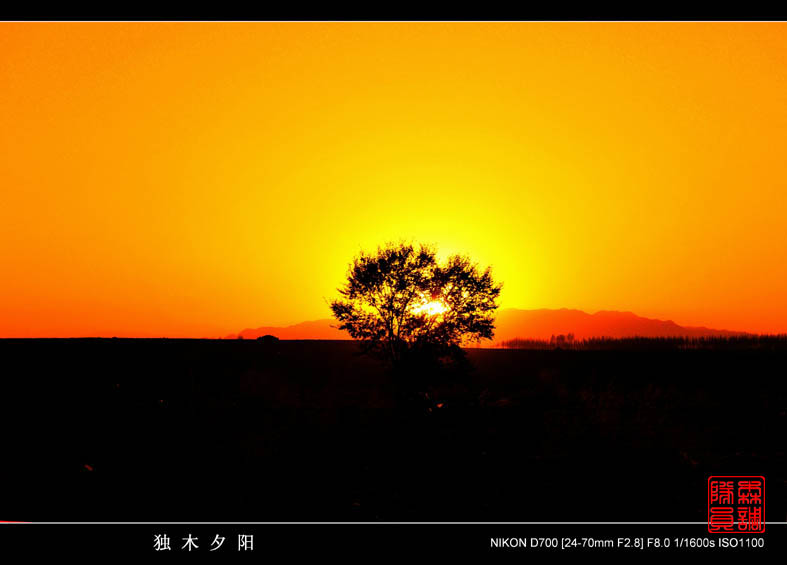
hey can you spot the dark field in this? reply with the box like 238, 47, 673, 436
1, 338, 785, 522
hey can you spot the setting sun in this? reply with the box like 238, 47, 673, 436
412, 299, 449, 317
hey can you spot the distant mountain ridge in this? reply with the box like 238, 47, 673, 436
226, 318, 348, 341
226, 308, 749, 343
493, 308, 748, 343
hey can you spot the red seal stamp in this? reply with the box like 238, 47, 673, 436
708, 476, 764, 533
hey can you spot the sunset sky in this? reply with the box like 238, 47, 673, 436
2, 22, 787, 337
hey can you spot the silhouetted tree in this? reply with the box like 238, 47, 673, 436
330, 242, 502, 403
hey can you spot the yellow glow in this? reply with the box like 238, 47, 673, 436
1, 23, 787, 336
412, 300, 449, 317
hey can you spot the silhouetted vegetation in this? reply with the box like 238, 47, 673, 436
330, 242, 501, 406
498, 334, 787, 351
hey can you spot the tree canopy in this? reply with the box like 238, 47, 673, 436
330, 242, 502, 372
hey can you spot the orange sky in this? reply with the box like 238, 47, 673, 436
1, 22, 787, 337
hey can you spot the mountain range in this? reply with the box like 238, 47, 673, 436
226, 308, 748, 343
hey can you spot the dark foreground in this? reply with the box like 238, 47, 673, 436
1, 338, 785, 522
